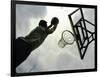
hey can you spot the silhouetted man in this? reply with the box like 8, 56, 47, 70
15, 17, 59, 67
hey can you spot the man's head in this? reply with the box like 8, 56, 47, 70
39, 20, 47, 30
51, 17, 59, 25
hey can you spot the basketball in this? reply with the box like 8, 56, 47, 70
51, 17, 59, 25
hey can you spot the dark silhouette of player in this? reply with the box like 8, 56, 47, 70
15, 17, 59, 67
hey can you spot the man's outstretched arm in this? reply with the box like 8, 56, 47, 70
46, 24, 57, 34
46, 17, 59, 34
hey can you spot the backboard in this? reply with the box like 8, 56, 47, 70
68, 8, 95, 59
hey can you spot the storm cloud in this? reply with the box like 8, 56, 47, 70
16, 4, 47, 38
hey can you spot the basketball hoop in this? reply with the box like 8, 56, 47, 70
58, 30, 75, 48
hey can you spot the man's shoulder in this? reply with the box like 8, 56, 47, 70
30, 27, 39, 32
34, 26, 43, 32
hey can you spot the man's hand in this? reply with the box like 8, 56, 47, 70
46, 17, 59, 34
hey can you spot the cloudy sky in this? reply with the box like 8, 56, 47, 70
16, 4, 95, 73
